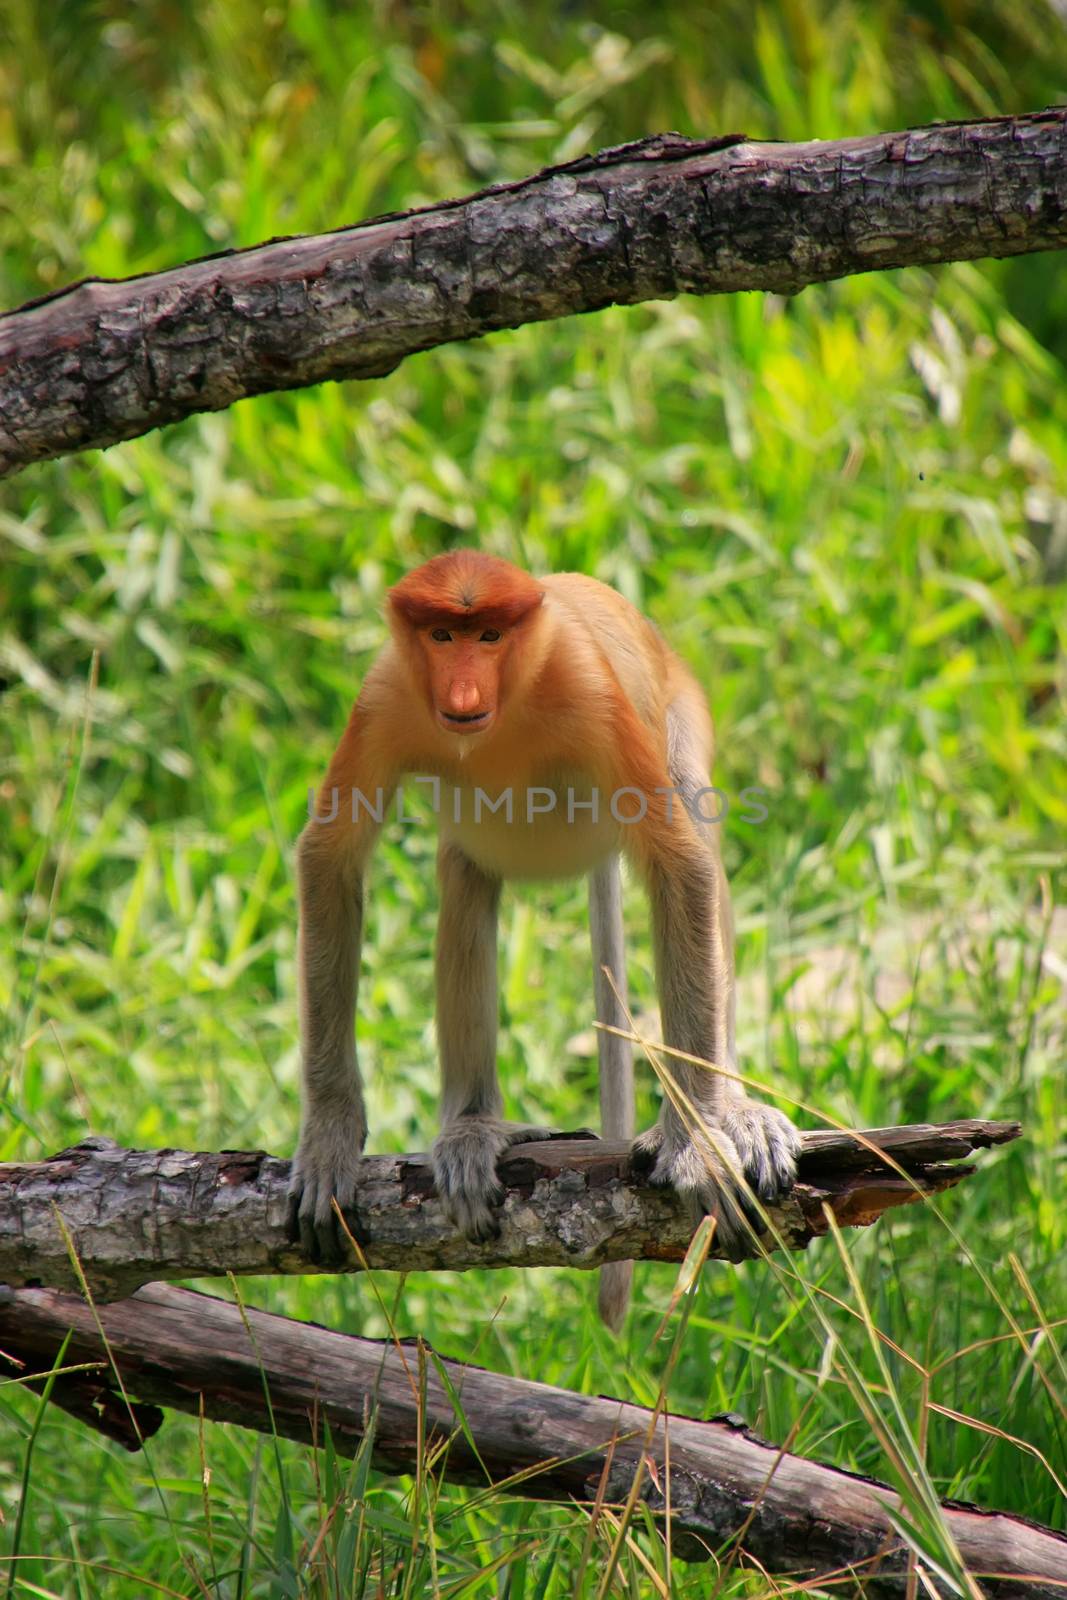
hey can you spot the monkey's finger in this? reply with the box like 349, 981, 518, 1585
725, 1167, 771, 1237
742, 1134, 798, 1202
467, 1211, 503, 1243
315, 1219, 347, 1266
726, 1105, 801, 1203
298, 1203, 324, 1263
628, 1127, 664, 1177
285, 1190, 303, 1246
735, 1177, 769, 1237
720, 1229, 752, 1265
441, 1180, 505, 1241
330, 1199, 366, 1252
707, 1198, 756, 1264
290, 1178, 333, 1264
287, 1188, 329, 1261
317, 1197, 363, 1266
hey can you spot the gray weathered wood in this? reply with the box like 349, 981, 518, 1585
1, 1279, 1062, 1594
1, 112, 1065, 477
0, 1120, 1019, 1299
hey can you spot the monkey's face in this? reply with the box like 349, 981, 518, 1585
422, 624, 506, 736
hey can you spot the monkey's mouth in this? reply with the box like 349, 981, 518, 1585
438, 709, 493, 733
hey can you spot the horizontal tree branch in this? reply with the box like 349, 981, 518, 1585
1, 1279, 1062, 1594
1, 110, 1065, 477
0, 1120, 1019, 1299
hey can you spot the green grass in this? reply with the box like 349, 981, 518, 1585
1, 1, 1065, 1594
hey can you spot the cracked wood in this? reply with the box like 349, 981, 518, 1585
1, 1279, 1063, 1594
0, 112, 1065, 476
0, 1119, 1020, 1299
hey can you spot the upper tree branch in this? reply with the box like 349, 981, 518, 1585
0, 1120, 1019, 1299
1, 111, 1065, 477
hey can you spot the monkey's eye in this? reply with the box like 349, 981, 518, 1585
480, 628, 502, 643
430, 627, 452, 643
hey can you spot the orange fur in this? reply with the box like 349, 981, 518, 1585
310, 551, 708, 869
289, 551, 799, 1324
388, 549, 545, 631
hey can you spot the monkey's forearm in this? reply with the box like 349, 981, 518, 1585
288, 834, 368, 1260
434, 846, 502, 1124
298, 886, 364, 1110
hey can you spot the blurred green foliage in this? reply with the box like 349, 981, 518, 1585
0, 2, 1065, 1595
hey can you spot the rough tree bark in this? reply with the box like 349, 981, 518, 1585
1, 1280, 1063, 1595
0, 110, 1064, 477
0, 1121, 1019, 1299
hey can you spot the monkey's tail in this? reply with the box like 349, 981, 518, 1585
589, 857, 634, 1332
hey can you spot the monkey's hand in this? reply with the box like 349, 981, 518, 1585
432, 1118, 585, 1241
721, 1099, 801, 1205
632, 1101, 800, 1262
286, 1104, 366, 1266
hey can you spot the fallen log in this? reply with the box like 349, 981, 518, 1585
1, 111, 1065, 477
0, 1120, 1019, 1299
0, 1279, 1062, 1596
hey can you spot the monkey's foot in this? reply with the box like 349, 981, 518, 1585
286, 1113, 365, 1266
431, 1119, 511, 1241
432, 1119, 587, 1241
631, 1108, 796, 1263
721, 1099, 801, 1203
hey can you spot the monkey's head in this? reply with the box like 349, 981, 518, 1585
387, 550, 545, 738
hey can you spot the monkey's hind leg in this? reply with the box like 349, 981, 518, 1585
430, 845, 585, 1241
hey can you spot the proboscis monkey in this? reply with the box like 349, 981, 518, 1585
288, 550, 800, 1327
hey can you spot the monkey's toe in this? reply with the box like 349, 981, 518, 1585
286, 1142, 361, 1266
309, 1213, 345, 1266
289, 1189, 350, 1266
629, 1124, 665, 1175
704, 1183, 767, 1261
639, 1131, 768, 1262
723, 1102, 801, 1204
287, 1185, 332, 1263
436, 1171, 506, 1240
446, 1188, 505, 1241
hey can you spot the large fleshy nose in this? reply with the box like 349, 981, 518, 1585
448, 678, 481, 715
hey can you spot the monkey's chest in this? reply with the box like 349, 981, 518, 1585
439, 777, 622, 881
